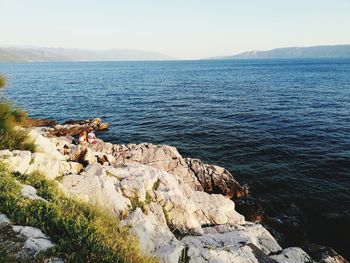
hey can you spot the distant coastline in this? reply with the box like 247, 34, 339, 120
0, 47, 173, 63
207, 44, 350, 60
1, 44, 350, 63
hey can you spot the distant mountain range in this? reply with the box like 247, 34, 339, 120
0, 47, 173, 62
209, 45, 350, 60
1, 45, 350, 62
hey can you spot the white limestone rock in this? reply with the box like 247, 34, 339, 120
111, 143, 243, 197
96, 153, 117, 165
270, 247, 314, 263
21, 184, 46, 201
0, 150, 65, 179
186, 244, 260, 263
112, 164, 244, 235
68, 145, 97, 165
212, 223, 282, 254
112, 143, 202, 190
84, 162, 106, 177
122, 205, 184, 263
59, 161, 83, 175
117, 165, 159, 202
28, 129, 65, 160
0, 150, 32, 174
61, 163, 131, 213
25, 152, 61, 179
83, 147, 98, 165
90, 141, 114, 154
0, 213, 11, 224
182, 223, 281, 263
104, 154, 116, 164
12, 226, 55, 256
48, 135, 74, 156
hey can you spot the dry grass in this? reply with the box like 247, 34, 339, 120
0, 163, 158, 263
0, 102, 36, 151
0, 74, 6, 88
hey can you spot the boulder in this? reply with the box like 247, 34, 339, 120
25, 152, 61, 179
61, 163, 131, 213
22, 118, 58, 128
0, 150, 32, 174
0, 213, 57, 261
90, 140, 114, 154
105, 164, 245, 234
122, 205, 184, 263
48, 118, 109, 137
21, 184, 46, 201
96, 153, 116, 166
0, 150, 66, 179
182, 223, 283, 263
270, 247, 314, 263
28, 129, 65, 160
12, 226, 55, 257
182, 223, 281, 256
69, 145, 97, 166
41, 129, 244, 198
305, 243, 348, 263
59, 161, 84, 176
0, 213, 11, 224
83, 147, 97, 165
185, 158, 245, 197
49, 136, 74, 156
111, 143, 244, 198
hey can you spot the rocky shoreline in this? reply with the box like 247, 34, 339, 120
0, 119, 347, 263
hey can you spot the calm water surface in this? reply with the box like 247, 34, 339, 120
1, 59, 349, 257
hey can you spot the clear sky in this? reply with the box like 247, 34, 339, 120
1, 0, 350, 59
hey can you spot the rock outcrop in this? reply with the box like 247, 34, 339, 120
0, 213, 62, 262
22, 118, 58, 127
62, 163, 244, 235
48, 118, 109, 136
270, 247, 314, 263
305, 244, 348, 263
1, 127, 347, 263
104, 142, 245, 198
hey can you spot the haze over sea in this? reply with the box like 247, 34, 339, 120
0, 59, 349, 257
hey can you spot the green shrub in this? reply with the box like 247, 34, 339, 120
11, 108, 28, 123
0, 74, 6, 89
0, 163, 157, 263
0, 102, 36, 151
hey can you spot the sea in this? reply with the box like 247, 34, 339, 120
0, 59, 349, 258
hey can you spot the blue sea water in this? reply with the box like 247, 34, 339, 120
1, 59, 349, 257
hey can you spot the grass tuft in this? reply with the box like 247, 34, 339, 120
129, 195, 148, 214
152, 179, 160, 191
0, 102, 36, 152
0, 162, 157, 263
0, 74, 6, 89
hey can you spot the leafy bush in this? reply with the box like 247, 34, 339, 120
0, 74, 6, 88
0, 73, 35, 151
0, 101, 35, 151
0, 163, 157, 263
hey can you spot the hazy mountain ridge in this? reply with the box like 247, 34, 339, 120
210, 45, 350, 60
0, 47, 71, 62
2, 45, 350, 62
0, 47, 173, 62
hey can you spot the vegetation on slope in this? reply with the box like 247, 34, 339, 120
0, 74, 6, 88
0, 161, 157, 263
0, 73, 36, 151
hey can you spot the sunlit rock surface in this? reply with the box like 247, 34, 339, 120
1, 127, 347, 263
